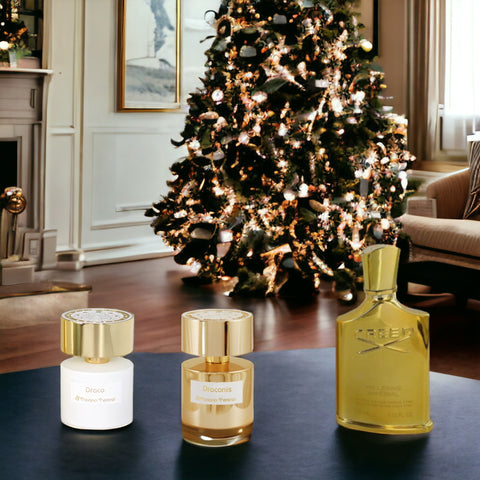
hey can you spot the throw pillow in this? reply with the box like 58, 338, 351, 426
463, 140, 480, 220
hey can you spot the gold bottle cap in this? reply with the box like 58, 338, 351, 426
61, 308, 134, 360
181, 309, 254, 357
362, 244, 400, 293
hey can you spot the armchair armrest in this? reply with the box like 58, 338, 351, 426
425, 168, 470, 218
405, 197, 437, 217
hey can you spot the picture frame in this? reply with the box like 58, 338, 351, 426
117, 0, 181, 112
358, 0, 379, 56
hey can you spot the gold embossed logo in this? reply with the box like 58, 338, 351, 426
355, 328, 413, 354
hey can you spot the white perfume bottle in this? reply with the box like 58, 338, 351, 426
60, 308, 134, 430
181, 309, 254, 447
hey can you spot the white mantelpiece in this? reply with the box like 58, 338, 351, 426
0, 67, 53, 74
0, 68, 56, 270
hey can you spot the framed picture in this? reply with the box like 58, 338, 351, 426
117, 0, 181, 112
357, 0, 379, 56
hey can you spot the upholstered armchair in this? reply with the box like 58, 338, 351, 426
400, 168, 480, 270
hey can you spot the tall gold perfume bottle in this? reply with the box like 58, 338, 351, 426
181, 309, 254, 447
336, 245, 433, 434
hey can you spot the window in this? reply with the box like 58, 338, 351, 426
442, 0, 480, 152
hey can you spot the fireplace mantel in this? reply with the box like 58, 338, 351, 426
0, 68, 53, 75
0, 68, 56, 272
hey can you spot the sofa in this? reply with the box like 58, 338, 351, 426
400, 168, 480, 270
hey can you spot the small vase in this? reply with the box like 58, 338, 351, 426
8, 50, 17, 68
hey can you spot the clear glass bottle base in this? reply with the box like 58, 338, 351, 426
337, 416, 433, 435
182, 423, 253, 447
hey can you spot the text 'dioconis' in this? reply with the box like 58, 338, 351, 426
190, 380, 244, 405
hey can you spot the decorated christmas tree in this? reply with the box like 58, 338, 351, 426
146, 0, 414, 297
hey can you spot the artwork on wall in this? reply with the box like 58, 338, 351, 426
358, 0, 379, 56
117, 0, 180, 111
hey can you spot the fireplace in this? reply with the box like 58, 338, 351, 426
0, 68, 56, 272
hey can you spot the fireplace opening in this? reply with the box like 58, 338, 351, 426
0, 141, 18, 193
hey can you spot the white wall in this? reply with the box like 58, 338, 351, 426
44, 0, 221, 264
44, 0, 83, 254
43, 0, 408, 266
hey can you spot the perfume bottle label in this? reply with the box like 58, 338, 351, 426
71, 382, 122, 404
355, 327, 413, 354
352, 384, 417, 421
190, 380, 244, 405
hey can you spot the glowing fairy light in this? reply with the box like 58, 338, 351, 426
189, 140, 200, 150
331, 97, 343, 113
278, 123, 288, 136
252, 91, 268, 103
189, 261, 202, 274
219, 230, 233, 243
351, 91, 366, 103
283, 189, 296, 201
215, 117, 228, 131
381, 218, 391, 230
238, 132, 250, 144
365, 151, 377, 165
299, 183, 309, 197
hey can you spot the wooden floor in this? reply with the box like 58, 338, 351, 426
1, 256, 480, 379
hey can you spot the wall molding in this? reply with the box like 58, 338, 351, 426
82, 241, 172, 266
91, 218, 151, 230
48, 127, 76, 135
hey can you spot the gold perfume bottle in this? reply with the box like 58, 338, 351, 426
181, 309, 254, 447
336, 245, 433, 434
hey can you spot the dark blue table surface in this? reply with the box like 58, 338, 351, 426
1, 349, 479, 480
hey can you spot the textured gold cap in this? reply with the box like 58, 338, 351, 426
182, 309, 254, 357
362, 244, 400, 292
61, 308, 134, 360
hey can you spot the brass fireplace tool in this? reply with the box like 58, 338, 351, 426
0, 186, 36, 285
0, 186, 27, 260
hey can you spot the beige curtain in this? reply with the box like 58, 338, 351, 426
408, 0, 443, 165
